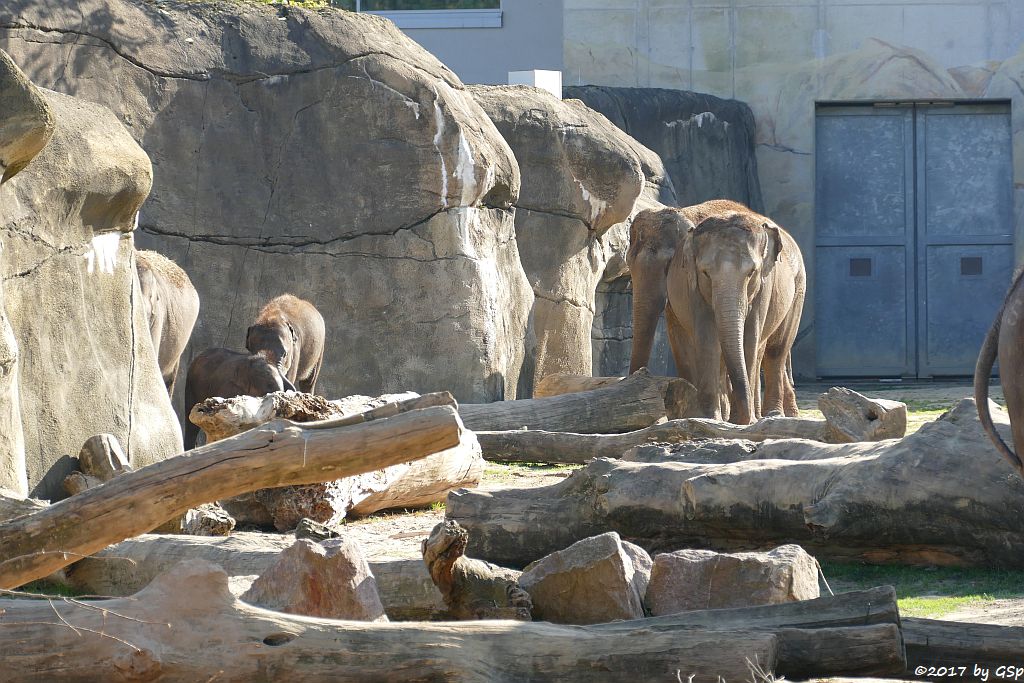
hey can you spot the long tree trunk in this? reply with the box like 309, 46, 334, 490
713, 285, 752, 425
0, 559, 781, 683
0, 405, 463, 589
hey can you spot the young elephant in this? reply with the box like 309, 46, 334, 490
975, 269, 1024, 479
135, 250, 200, 396
246, 294, 325, 394
183, 347, 297, 450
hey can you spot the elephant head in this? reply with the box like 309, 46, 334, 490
246, 320, 299, 380
688, 212, 785, 424
627, 208, 693, 373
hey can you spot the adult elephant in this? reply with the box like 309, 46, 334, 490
182, 347, 297, 449
246, 294, 326, 394
135, 249, 200, 396
628, 202, 805, 424
974, 268, 1024, 479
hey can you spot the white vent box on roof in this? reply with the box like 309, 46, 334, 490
508, 70, 562, 99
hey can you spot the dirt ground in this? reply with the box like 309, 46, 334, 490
340, 379, 1023, 643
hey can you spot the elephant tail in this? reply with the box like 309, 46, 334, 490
974, 280, 1023, 474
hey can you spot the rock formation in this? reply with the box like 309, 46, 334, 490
0, 49, 180, 499
0, 0, 532, 405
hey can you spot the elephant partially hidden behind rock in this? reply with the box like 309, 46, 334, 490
246, 294, 325, 395
135, 249, 200, 396
628, 200, 805, 424
183, 348, 297, 450
975, 268, 1024, 479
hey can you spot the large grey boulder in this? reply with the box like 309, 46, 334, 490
518, 531, 648, 624
0, 1, 532, 408
469, 85, 672, 390
563, 86, 764, 211
645, 545, 820, 616
0, 51, 181, 499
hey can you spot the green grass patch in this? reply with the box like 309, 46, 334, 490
483, 461, 580, 483
12, 580, 86, 599
821, 562, 1024, 618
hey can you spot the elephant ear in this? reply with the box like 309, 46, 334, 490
763, 222, 784, 263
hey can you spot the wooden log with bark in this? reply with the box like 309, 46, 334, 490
903, 617, 1024, 679
422, 519, 532, 620
191, 391, 483, 529
64, 532, 448, 621
449, 399, 1024, 569
0, 559, 782, 683
459, 368, 695, 432
0, 404, 463, 589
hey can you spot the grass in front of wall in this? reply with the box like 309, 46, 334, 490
483, 461, 580, 484
821, 561, 1024, 618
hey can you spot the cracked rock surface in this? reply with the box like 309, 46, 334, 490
0, 51, 181, 499
0, 0, 531, 406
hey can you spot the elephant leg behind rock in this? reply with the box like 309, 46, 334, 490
297, 355, 322, 395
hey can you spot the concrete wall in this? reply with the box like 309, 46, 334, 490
402, 0, 563, 85
563, 0, 1024, 377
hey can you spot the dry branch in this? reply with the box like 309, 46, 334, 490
0, 405, 463, 588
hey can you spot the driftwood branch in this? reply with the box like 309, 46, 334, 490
0, 405, 463, 588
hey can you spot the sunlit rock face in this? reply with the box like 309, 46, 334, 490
0, 1, 533, 407
0, 51, 181, 499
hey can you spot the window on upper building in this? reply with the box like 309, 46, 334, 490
329, 0, 502, 28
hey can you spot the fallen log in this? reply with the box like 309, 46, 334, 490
193, 391, 481, 529
0, 405, 463, 589
0, 489, 46, 522
64, 532, 447, 621
1, 559, 779, 683
459, 368, 694, 433
449, 399, 1024, 568
903, 617, 1024, 679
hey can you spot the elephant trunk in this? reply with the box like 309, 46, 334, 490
713, 284, 752, 425
629, 273, 667, 374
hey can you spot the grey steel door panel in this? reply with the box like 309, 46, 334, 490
916, 104, 1014, 376
815, 106, 915, 376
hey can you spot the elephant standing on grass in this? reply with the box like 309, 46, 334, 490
975, 268, 1024, 479
183, 348, 296, 450
628, 201, 805, 424
246, 294, 325, 395
135, 249, 200, 396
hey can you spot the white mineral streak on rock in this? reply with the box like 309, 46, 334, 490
455, 130, 477, 206
432, 91, 448, 209
451, 206, 479, 261
693, 111, 715, 128
575, 177, 607, 226
85, 232, 121, 274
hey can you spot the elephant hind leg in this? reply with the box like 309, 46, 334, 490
165, 359, 181, 398
297, 354, 323, 395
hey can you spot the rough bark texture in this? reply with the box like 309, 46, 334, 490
0, 559, 781, 683
196, 391, 482, 529
422, 519, 531, 620
0, 405, 463, 588
818, 386, 907, 443
449, 399, 1024, 569
903, 617, 1024, 678
460, 368, 684, 433
1, 1, 533, 410
65, 532, 447, 621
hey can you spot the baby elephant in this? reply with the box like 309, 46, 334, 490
246, 294, 325, 394
183, 347, 297, 450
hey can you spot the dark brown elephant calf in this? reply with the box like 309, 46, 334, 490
246, 294, 325, 394
975, 269, 1024, 479
183, 348, 297, 450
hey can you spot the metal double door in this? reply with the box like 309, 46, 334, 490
815, 102, 1014, 377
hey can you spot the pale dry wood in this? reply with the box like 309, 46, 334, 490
530, 372, 697, 422
903, 617, 1024, 677
0, 405, 463, 589
0, 488, 45, 522
449, 400, 1024, 568
0, 559, 779, 683
64, 533, 448, 621
533, 373, 623, 397
818, 386, 907, 442
459, 368, 695, 433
